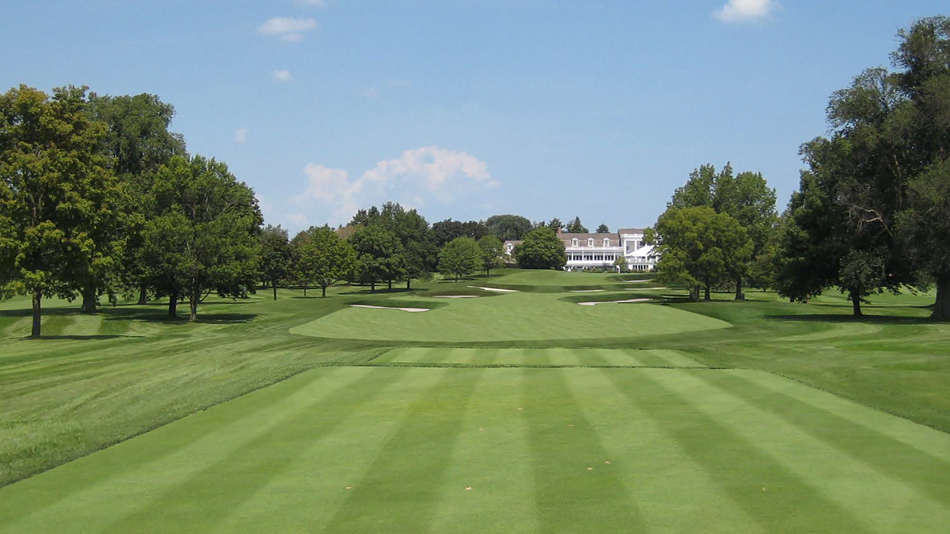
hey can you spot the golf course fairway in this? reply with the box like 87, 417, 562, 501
2, 365, 949, 534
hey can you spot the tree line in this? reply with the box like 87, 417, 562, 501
648, 17, 950, 319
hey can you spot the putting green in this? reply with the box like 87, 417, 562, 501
3, 366, 950, 534
375, 347, 705, 367
291, 292, 729, 342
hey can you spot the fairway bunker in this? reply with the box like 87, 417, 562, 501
431, 295, 479, 299
570, 289, 605, 293
578, 298, 652, 306
350, 304, 430, 313
470, 286, 519, 293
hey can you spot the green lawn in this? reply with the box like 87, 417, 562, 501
291, 291, 729, 342
2, 365, 949, 533
2, 270, 950, 533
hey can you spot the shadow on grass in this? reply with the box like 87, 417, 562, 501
12, 334, 140, 341
764, 314, 936, 325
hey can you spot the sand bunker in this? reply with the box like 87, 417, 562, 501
621, 280, 650, 283
350, 305, 430, 312
470, 286, 519, 293
570, 289, 605, 293
432, 295, 479, 299
624, 287, 668, 291
578, 298, 652, 306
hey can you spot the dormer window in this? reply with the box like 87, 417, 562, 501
588, 238, 594, 247
572, 238, 578, 247
603, 238, 610, 247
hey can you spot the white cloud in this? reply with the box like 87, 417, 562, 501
356, 87, 381, 99
257, 17, 317, 42
293, 147, 496, 224
272, 69, 294, 82
713, 0, 778, 23
234, 128, 249, 144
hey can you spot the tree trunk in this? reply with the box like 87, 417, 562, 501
81, 285, 98, 314
932, 275, 950, 321
304, 286, 307, 297
272, 283, 278, 301
704, 285, 711, 301
850, 289, 863, 317
168, 294, 178, 318
407, 278, 412, 290
371, 281, 375, 292
388, 279, 392, 290
137, 286, 148, 305
322, 286, 327, 298
31, 290, 42, 338
456, 273, 459, 282
189, 288, 200, 322
690, 286, 700, 302
734, 276, 744, 301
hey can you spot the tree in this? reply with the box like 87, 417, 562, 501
669, 163, 777, 299
86, 93, 186, 305
143, 155, 261, 321
485, 214, 533, 241
478, 235, 504, 276
648, 207, 752, 301
378, 202, 436, 289
439, 237, 482, 281
566, 216, 588, 233
349, 225, 404, 292
432, 219, 489, 248
613, 255, 627, 272
294, 226, 356, 297
515, 227, 567, 270
259, 225, 292, 300
596, 223, 610, 233
0, 85, 117, 337
546, 218, 565, 232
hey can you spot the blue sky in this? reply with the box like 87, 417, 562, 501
2, 0, 946, 232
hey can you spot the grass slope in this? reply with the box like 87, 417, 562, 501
2, 366, 949, 533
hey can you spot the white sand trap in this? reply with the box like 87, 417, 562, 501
350, 304, 429, 312
469, 286, 519, 293
432, 295, 479, 299
625, 287, 668, 291
578, 298, 652, 306
621, 280, 650, 283
570, 289, 605, 293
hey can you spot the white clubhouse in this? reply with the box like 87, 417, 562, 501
504, 228, 658, 272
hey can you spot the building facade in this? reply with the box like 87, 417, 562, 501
504, 228, 658, 272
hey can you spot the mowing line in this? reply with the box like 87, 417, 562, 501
600, 368, 877, 534
0, 367, 365, 533
319, 367, 487, 533
698, 370, 950, 510
737, 369, 950, 460
522, 363, 646, 533
207, 368, 447, 534
565, 368, 763, 534
428, 368, 539, 534
94, 367, 408, 534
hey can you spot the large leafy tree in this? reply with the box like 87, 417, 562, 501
515, 227, 566, 270
478, 235, 504, 276
86, 93, 186, 305
293, 226, 356, 297
485, 214, 533, 241
669, 163, 777, 299
349, 225, 404, 292
0, 85, 118, 337
439, 237, 482, 281
259, 225, 292, 300
143, 155, 261, 320
648, 207, 752, 302
432, 218, 489, 248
